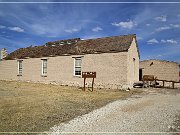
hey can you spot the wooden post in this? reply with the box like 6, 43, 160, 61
143, 80, 145, 88
92, 78, 94, 91
172, 82, 174, 89
163, 80, 165, 87
83, 77, 86, 91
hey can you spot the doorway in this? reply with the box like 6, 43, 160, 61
139, 69, 143, 81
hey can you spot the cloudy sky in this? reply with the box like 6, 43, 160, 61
0, 0, 180, 63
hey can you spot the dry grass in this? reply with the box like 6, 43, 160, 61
0, 80, 141, 132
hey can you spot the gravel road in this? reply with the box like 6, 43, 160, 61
48, 88, 180, 134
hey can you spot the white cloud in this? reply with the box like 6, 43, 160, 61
148, 39, 178, 45
156, 54, 163, 58
137, 36, 143, 40
146, 24, 150, 26
0, 25, 25, 33
92, 26, 103, 32
0, 4, 104, 37
155, 26, 171, 32
161, 39, 178, 44
166, 39, 178, 44
170, 24, 180, 28
153, 24, 180, 33
81, 35, 105, 40
111, 20, 137, 29
8, 27, 24, 32
0, 25, 6, 29
64, 28, 80, 33
147, 38, 159, 44
155, 15, 167, 22
177, 14, 180, 17
161, 39, 166, 43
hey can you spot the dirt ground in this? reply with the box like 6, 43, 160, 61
0, 80, 141, 132
48, 88, 180, 134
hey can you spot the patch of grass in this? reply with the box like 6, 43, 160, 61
0, 80, 141, 132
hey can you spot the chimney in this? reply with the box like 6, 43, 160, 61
0, 48, 7, 59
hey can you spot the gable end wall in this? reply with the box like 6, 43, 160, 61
127, 38, 139, 86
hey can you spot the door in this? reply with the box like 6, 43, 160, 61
139, 69, 143, 81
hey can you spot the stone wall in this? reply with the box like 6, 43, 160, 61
0, 52, 132, 89
140, 60, 179, 82
127, 38, 139, 86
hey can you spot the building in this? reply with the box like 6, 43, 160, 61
0, 48, 7, 60
0, 34, 139, 89
140, 59, 179, 82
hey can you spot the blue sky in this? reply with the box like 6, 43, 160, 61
0, 0, 180, 63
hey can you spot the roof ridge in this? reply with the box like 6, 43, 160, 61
141, 59, 179, 64
82, 34, 136, 41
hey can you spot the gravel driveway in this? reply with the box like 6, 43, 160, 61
48, 88, 180, 134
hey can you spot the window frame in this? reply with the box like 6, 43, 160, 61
74, 57, 82, 76
17, 60, 23, 76
41, 59, 48, 76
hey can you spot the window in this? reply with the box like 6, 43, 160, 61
74, 58, 82, 76
18, 60, 23, 75
42, 59, 47, 75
